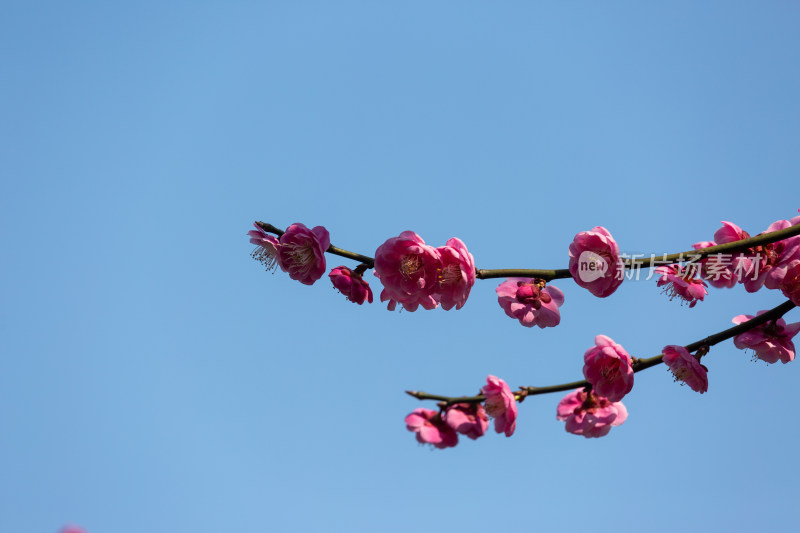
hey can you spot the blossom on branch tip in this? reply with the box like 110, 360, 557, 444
434, 238, 476, 310
405, 408, 458, 449
662, 345, 708, 393
329, 266, 373, 304
655, 264, 707, 307
248, 223, 280, 272
556, 388, 627, 438
276, 223, 330, 285
732, 311, 800, 364
481, 375, 518, 437
495, 278, 564, 328
582, 335, 634, 402
374, 231, 441, 312
568, 226, 623, 297
443, 403, 489, 440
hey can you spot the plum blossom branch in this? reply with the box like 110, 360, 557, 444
255, 221, 375, 267
405, 299, 797, 406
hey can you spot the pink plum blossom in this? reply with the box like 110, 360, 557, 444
329, 266, 373, 304
443, 403, 489, 440
662, 345, 708, 393
743, 219, 800, 292
556, 388, 628, 438
405, 408, 458, 449
59, 527, 87, 533
655, 264, 708, 307
275, 223, 330, 285
732, 310, 800, 364
374, 231, 441, 312
582, 335, 634, 402
495, 278, 564, 328
782, 260, 800, 306
248, 223, 281, 272
568, 226, 624, 298
691, 240, 742, 289
434, 238, 476, 310
481, 375, 518, 437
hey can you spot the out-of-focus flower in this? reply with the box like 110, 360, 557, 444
582, 335, 634, 402
495, 278, 564, 328
481, 375, 518, 437
781, 260, 800, 306
655, 264, 708, 307
329, 266, 373, 304
59, 527, 87, 533
568, 226, 624, 298
732, 310, 800, 364
662, 345, 708, 393
405, 408, 458, 449
443, 403, 489, 440
556, 388, 628, 438
248, 223, 281, 272
276, 223, 330, 285
434, 238, 476, 310
374, 231, 441, 311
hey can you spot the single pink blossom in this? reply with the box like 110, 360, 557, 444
662, 345, 708, 393
691, 240, 742, 289
713, 220, 750, 244
655, 264, 708, 307
275, 223, 330, 285
732, 310, 800, 364
495, 278, 564, 328
248, 223, 281, 272
556, 388, 628, 438
481, 375, 518, 437
434, 238, 476, 310
743, 219, 800, 292
781, 260, 800, 306
443, 403, 489, 440
59, 527, 87, 533
582, 335, 634, 402
329, 266, 373, 304
568, 226, 623, 298
374, 231, 441, 311
405, 408, 458, 449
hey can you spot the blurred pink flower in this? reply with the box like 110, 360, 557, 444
556, 388, 628, 438
248, 223, 280, 272
59, 527, 87, 533
275, 223, 330, 285
329, 266, 373, 304
655, 264, 707, 307
405, 408, 458, 449
374, 231, 441, 311
582, 335, 634, 402
732, 311, 800, 364
782, 260, 800, 306
481, 375, 518, 437
662, 345, 708, 393
568, 226, 623, 298
495, 278, 564, 328
443, 403, 489, 440
434, 238, 476, 310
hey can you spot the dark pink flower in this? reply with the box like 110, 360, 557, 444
691, 240, 743, 289
568, 226, 624, 298
781, 260, 800, 306
481, 375, 518, 437
443, 403, 489, 440
732, 310, 800, 364
662, 345, 708, 393
655, 264, 708, 307
405, 408, 458, 449
744, 219, 800, 292
276, 223, 330, 285
582, 335, 634, 402
248, 223, 281, 272
495, 278, 564, 328
556, 388, 628, 438
434, 238, 476, 310
374, 231, 441, 311
329, 266, 373, 304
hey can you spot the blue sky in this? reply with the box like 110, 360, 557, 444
3, 2, 800, 532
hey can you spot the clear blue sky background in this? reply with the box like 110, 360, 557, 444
3, 2, 800, 532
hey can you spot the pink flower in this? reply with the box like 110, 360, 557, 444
275, 223, 330, 285
744, 219, 800, 292
443, 403, 489, 440
405, 408, 458, 449
568, 226, 624, 298
329, 266, 373, 304
495, 278, 564, 328
732, 310, 800, 364
59, 527, 87, 533
248, 223, 280, 272
556, 388, 628, 438
481, 375, 518, 437
374, 231, 441, 312
582, 335, 634, 402
655, 264, 708, 307
691, 240, 743, 289
434, 238, 476, 310
662, 345, 708, 393
781, 260, 800, 306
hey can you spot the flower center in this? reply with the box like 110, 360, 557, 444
515, 280, 551, 309
400, 255, 422, 279
438, 264, 462, 287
